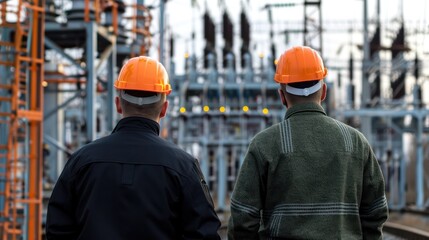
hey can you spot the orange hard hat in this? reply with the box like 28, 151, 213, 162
114, 56, 171, 94
274, 46, 328, 84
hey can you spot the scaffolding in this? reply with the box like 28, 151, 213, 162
0, 0, 45, 239
0, 0, 153, 239
42, 0, 152, 181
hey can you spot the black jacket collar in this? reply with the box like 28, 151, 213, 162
112, 117, 160, 135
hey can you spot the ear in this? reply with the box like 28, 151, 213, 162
278, 89, 288, 107
159, 100, 169, 118
320, 83, 327, 102
115, 96, 123, 114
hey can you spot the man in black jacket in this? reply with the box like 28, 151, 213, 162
46, 56, 221, 240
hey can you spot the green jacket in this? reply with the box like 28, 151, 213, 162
228, 103, 388, 240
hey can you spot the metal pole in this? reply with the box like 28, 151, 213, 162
107, 43, 117, 131
0, 27, 12, 216
159, 0, 165, 64
362, 0, 370, 104
217, 118, 226, 211
399, 137, 406, 208
303, 1, 307, 45
318, 0, 323, 54
43, 84, 61, 185
202, 117, 209, 180
416, 114, 424, 209
86, 22, 97, 141
137, 0, 145, 46
361, 0, 372, 144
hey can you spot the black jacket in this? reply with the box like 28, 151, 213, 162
46, 117, 221, 240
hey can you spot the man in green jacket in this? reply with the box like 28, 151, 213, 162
228, 46, 388, 239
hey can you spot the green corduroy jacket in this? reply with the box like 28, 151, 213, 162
228, 102, 388, 240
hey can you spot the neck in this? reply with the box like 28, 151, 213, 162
122, 113, 159, 123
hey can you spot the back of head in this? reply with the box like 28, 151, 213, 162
274, 46, 328, 103
114, 56, 171, 119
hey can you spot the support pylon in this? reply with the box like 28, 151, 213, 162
0, 0, 45, 239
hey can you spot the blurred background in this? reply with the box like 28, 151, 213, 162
0, 0, 428, 239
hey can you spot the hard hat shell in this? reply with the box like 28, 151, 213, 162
114, 56, 172, 94
274, 46, 328, 84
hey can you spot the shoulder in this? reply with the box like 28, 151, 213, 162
334, 119, 366, 137
330, 118, 371, 147
156, 137, 195, 159
151, 138, 199, 177
252, 122, 281, 143
68, 134, 197, 177
247, 123, 282, 156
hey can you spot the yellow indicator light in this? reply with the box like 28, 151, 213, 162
203, 106, 210, 112
184, 52, 189, 59
179, 107, 186, 113
219, 106, 226, 113
274, 59, 279, 65
262, 108, 269, 115
242, 106, 249, 112
42, 81, 48, 87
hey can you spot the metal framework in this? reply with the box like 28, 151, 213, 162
336, 0, 429, 211
0, 0, 152, 239
303, 0, 322, 53
43, 0, 152, 182
168, 53, 285, 211
0, 0, 45, 239
119, 0, 152, 60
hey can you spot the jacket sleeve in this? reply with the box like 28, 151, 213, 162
46, 162, 78, 240
228, 140, 265, 240
359, 146, 389, 240
180, 159, 221, 240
